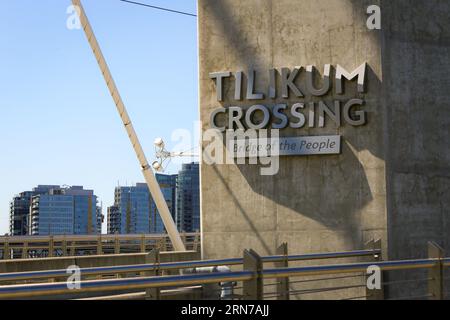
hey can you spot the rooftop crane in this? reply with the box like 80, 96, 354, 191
72, 0, 185, 251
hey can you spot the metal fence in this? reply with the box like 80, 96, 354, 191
0, 240, 447, 300
0, 233, 200, 260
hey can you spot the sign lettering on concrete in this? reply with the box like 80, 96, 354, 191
231, 135, 341, 158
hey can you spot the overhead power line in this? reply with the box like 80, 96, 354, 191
119, 0, 197, 17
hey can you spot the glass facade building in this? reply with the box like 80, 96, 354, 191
107, 205, 120, 234
150, 174, 177, 233
8, 185, 102, 236
65, 186, 99, 235
114, 183, 151, 234
107, 164, 200, 235
108, 174, 177, 234
9, 191, 35, 236
176, 163, 200, 232
96, 205, 104, 234
31, 194, 74, 235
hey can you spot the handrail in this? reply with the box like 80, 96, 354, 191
0, 249, 380, 282
262, 258, 437, 278
0, 271, 254, 299
0, 233, 198, 243
0, 256, 438, 300
0, 233, 200, 260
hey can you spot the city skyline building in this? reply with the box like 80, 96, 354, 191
176, 163, 200, 233
107, 175, 177, 234
9, 185, 60, 236
113, 183, 151, 234
7, 165, 200, 237
107, 205, 120, 234
30, 185, 102, 235
107, 165, 199, 235
96, 205, 103, 234
9, 191, 36, 236
9, 185, 102, 236
150, 174, 178, 233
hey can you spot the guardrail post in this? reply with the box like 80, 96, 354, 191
193, 233, 200, 253
114, 236, 120, 254
22, 242, 28, 259
3, 238, 10, 260
140, 235, 146, 253
70, 241, 76, 256
275, 243, 289, 300
97, 236, 102, 255
243, 249, 263, 300
159, 238, 167, 252
428, 241, 444, 300
61, 237, 67, 257
366, 239, 384, 300
48, 236, 54, 258
144, 249, 161, 300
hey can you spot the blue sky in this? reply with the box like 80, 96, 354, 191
0, 0, 198, 234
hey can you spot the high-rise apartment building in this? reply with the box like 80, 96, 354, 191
108, 174, 176, 234
9, 191, 35, 236
107, 175, 177, 234
10, 185, 102, 236
107, 205, 120, 234
176, 163, 200, 233
150, 174, 177, 233
96, 205, 104, 234
111, 183, 151, 234
9, 185, 59, 236
107, 164, 200, 235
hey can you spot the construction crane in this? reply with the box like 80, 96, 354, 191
72, 0, 185, 251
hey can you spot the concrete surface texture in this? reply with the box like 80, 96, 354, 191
198, 0, 449, 298
381, 0, 450, 298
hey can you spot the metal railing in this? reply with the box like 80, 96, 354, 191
0, 233, 200, 260
0, 248, 380, 283
0, 240, 447, 300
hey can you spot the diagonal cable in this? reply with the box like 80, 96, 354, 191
119, 0, 197, 17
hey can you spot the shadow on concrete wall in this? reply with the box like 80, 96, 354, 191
200, 0, 450, 299
200, 0, 385, 256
